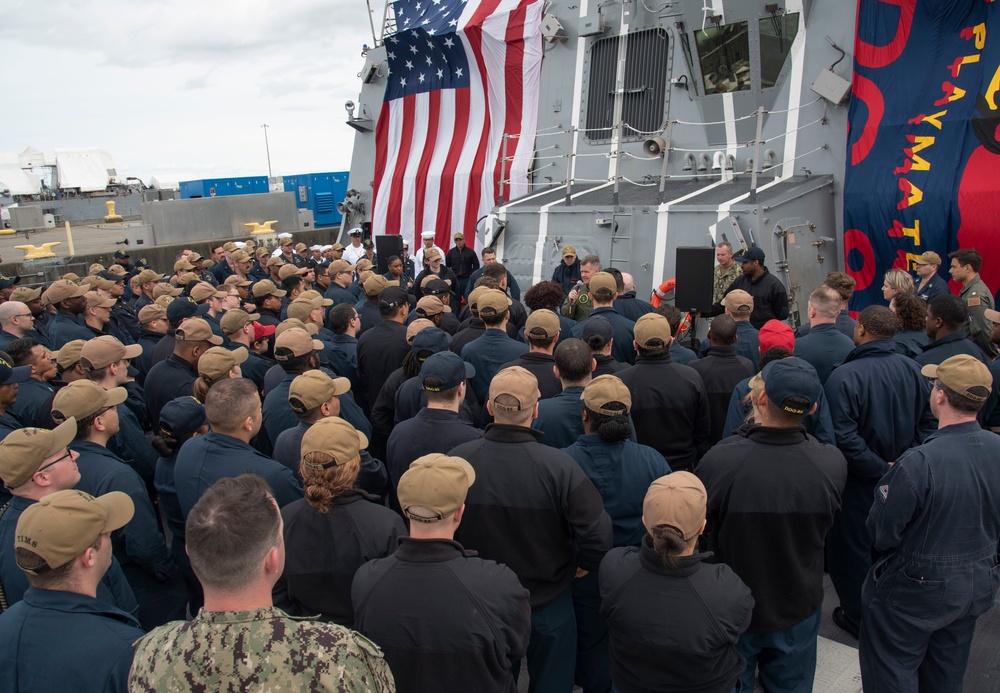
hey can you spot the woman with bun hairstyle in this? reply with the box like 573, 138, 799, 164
275, 417, 406, 627
562, 375, 673, 692
599, 474, 754, 693
191, 346, 247, 402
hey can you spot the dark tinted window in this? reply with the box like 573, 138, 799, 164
759, 13, 800, 88
695, 21, 751, 95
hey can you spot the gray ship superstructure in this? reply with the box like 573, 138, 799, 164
344, 0, 854, 326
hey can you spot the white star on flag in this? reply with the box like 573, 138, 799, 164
373, 0, 543, 264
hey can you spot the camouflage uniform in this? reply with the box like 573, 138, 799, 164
961, 274, 998, 358
128, 607, 395, 692
561, 289, 594, 322
713, 263, 741, 304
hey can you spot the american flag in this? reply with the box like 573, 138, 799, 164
371, 0, 543, 253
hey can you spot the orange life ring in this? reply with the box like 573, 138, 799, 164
649, 278, 691, 337
650, 279, 676, 307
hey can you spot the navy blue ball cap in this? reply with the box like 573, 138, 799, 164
761, 357, 820, 415
423, 278, 450, 296
733, 246, 765, 263
0, 353, 31, 386
378, 286, 409, 309
113, 250, 130, 259
411, 327, 452, 355
159, 396, 207, 438
0, 275, 20, 290
166, 297, 198, 322
580, 315, 614, 345
420, 351, 474, 392
97, 270, 124, 282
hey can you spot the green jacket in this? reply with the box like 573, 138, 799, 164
961, 275, 997, 358
561, 290, 594, 322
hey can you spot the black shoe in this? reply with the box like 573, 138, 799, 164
832, 607, 859, 638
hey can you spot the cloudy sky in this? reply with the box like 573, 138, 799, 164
1, 0, 377, 185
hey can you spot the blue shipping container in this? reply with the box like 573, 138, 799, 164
179, 176, 269, 199
282, 172, 349, 227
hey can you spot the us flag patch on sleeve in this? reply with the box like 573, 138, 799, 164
879, 485, 890, 502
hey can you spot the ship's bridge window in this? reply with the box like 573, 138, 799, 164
585, 28, 670, 142
694, 21, 751, 95
759, 13, 800, 88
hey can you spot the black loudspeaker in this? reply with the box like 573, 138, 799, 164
674, 247, 717, 313
375, 235, 404, 274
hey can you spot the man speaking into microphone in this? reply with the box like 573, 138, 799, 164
561, 255, 601, 323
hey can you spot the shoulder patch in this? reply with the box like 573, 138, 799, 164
351, 632, 385, 659
579, 293, 589, 304
968, 297, 982, 307
878, 484, 889, 502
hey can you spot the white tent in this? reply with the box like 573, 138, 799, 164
0, 165, 42, 196
19, 147, 51, 169
55, 148, 115, 192
149, 176, 179, 190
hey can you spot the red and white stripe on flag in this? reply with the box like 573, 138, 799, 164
371, 0, 543, 255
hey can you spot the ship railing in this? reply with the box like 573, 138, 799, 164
497, 96, 826, 205
378, 0, 400, 44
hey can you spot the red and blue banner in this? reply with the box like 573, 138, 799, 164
845, 0, 1000, 309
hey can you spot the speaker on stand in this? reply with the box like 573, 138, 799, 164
674, 246, 718, 352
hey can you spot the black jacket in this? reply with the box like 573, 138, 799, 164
793, 322, 855, 385
413, 266, 460, 303
689, 346, 756, 445
275, 490, 406, 627
450, 319, 486, 355
451, 424, 612, 609
393, 376, 481, 427
356, 298, 382, 336
499, 352, 561, 399
256, 306, 282, 327
352, 538, 531, 693
914, 329, 990, 366
386, 408, 483, 490
711, 267, 789, 329
110, 300, 141, 343
617, 353, 711, 470
697, 425, 847, 631
144, 353, 196, 427
446, 246, 480, 279
825, 339, 936, 484
136, 329, 164, 385
552, 258, 582, 295
613, 292, 655, 322
357, 320, 409, 412
150, 329, 175, 367
600, 544, 753, 693
593, 354, 629, 377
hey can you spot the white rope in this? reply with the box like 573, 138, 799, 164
767, 96, 822, 114
759, 117, 825, 144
